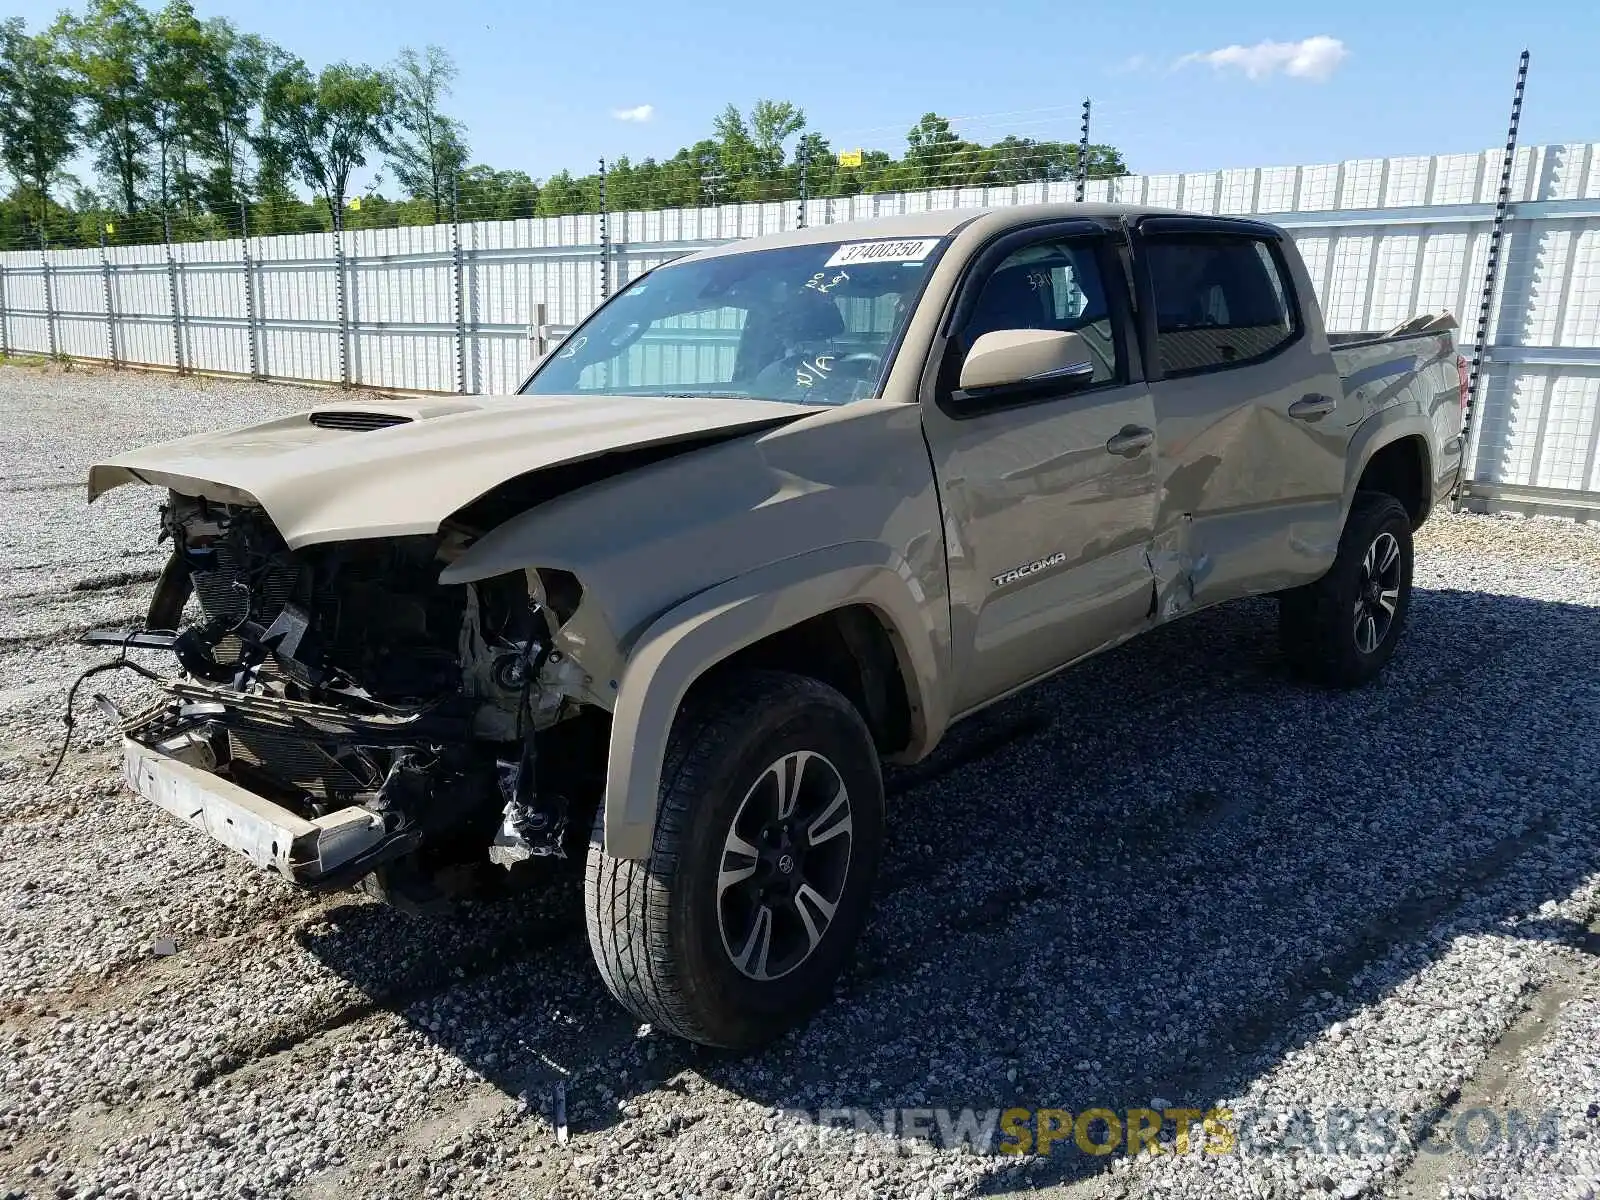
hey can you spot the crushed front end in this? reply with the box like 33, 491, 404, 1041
99, 492, 598, 907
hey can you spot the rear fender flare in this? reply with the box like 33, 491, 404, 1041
1343, 413, 1435, 517
601, 542, 947, 860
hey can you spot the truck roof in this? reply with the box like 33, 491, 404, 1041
684, 202, 1196, 261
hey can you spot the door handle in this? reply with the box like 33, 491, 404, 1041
1105, 425, 1155, 456
1289, 394, 1338, 420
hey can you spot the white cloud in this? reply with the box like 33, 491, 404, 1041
1178, 35, 1348, 82
612, 104, 655, 122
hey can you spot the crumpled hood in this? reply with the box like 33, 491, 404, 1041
88, 393, 815, 549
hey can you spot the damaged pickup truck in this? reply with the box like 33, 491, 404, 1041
86, 205, 1465, 1048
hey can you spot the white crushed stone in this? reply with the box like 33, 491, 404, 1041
1, 362, 1598, 1200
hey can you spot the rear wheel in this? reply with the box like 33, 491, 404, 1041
1279, 492, 1413, 687
585, 670, 884, 1049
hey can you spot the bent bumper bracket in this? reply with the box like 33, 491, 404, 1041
123, 738, 391, 886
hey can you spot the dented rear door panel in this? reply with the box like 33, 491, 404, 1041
1133, 221, 1349, 615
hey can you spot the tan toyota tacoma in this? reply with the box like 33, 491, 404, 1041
84, 204, 1467, 1048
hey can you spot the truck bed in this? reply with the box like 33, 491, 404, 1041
1328, 313, 1462, 403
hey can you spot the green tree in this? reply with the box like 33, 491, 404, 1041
710, 103, 755, 195
1079, 143, 1127, 179
247, 39, 299, 207
981, 135, 1069, 184
56, 0, 151, 216
710, 100, 806, 200
146, 0, 215, 213
455, 164, 538, 221
385, 45, 468, 223
686, 139, 727, 205
264, 58, 392, 230
602, 154, 643, 211
903, 113, 986, 188
904, 113, 958, 185
0, 19, 80, 228
534, 168, 593, 216
792, 130, 835, 200
191, 26, 279, 214
748, 98, 804, 197
834, 148, 895, 196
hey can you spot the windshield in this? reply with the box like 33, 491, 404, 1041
519, 237, 946, 406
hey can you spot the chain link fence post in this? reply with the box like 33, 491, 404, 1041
797, 141, 809, 230
0, 263, 10, 358
452, 173, 467, 394
598, 157, 610, 301
239, 201, 261, 380
532, 300, 548, 360
1455, 49, 1530, 510
162, 213, 186, 374
40, 229, 59, 360
333, 222, 350, 388
1076, 98, 1092, 204
99, 227, 119, 368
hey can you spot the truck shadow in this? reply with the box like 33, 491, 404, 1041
296, 583, 1600, 1190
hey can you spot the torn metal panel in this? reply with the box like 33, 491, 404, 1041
1147, 513, 1207, 622
87, 394, 814, 550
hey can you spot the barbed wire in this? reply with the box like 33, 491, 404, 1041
822, 104, 1086, 144
1, 80, 1513, 254
0, 90, 1158, 254
0, 143, 1147, 254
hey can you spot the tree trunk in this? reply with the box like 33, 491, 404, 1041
119, 115, 138, 214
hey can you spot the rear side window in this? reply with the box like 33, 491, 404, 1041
1144, 235, 1299, 376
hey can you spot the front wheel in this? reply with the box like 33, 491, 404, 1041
1279, 492, 1414, 687
585, 670, 885, 1049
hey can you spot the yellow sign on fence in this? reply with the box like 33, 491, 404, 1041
837, 149, 864, 169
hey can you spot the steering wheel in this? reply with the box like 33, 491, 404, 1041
754, 349, 887, 402
829, 352, 883, 376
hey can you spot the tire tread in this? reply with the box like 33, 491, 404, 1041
585, 670, 870, 1046
1280, 491, 1412, 687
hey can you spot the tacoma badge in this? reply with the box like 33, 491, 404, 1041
992, 551, 1067, 589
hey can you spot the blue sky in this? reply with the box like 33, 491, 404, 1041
11, 0, 1598, 189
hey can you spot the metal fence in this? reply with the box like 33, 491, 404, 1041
3, 142, 1600, 515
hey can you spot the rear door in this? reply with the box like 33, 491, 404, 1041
920, 222, 1158, 714
1132, 218, 1348, 610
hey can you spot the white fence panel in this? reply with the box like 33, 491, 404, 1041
4, 142, 1600, 512
107, 245, 178, 370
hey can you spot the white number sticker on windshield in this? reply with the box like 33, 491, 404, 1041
823, 238, 940, 268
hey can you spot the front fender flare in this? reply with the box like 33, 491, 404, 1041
601, 542, 948, 860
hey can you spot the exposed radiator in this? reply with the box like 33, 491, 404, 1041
229, 728, 380, 797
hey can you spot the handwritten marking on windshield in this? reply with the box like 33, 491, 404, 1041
806, 270, 850, 295
796, 355, 836, 389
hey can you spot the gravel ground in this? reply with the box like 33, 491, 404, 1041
2, 362, 1599, 1200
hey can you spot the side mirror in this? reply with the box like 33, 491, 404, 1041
958, 329, 1096, 394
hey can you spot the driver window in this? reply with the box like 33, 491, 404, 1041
960, 238, 1120, 385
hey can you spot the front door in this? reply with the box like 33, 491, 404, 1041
920, 226, 1159, 714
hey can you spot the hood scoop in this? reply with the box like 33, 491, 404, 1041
309, 410, 414, 432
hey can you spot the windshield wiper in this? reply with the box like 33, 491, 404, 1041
650, 391, 753, 399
